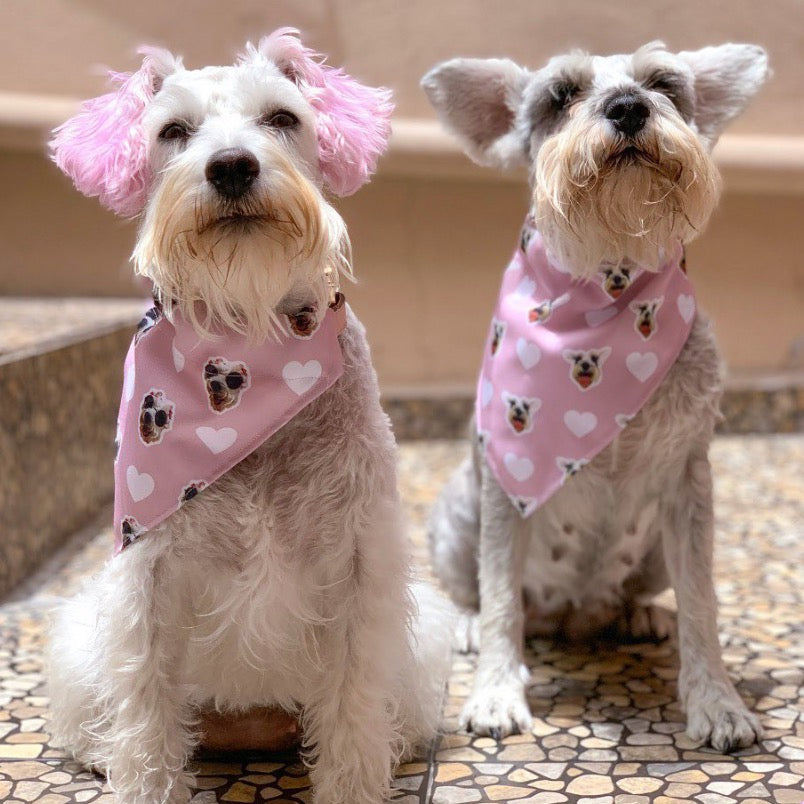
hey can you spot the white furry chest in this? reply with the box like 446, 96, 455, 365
182, 523, 337, 709
521, 466, 663, 612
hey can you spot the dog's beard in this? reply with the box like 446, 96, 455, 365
533, 104, 721, 277
133, 147, 351, 341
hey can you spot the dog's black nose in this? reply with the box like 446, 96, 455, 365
205, 148, 260, 199
580, 361, 591, 372
605, 94, 650, 137
210, 380, 224, 393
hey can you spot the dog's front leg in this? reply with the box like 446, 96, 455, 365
103, 539, 195, 803
662, 449, 762, 753
302, 541, 405, 804
460, 466, 532, 737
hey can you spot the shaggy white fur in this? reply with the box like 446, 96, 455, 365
422, 41, 769, 752
48, 41, 452, 804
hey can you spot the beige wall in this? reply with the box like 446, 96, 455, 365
1, 0, 803, 134
1, 1, 802, 391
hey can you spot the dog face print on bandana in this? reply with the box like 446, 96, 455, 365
114, 300, 346, 553
476, 218, 696, 518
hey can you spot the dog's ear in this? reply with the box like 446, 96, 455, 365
254, 28, 393, 197
597, 346, 612, 364
562, 349, 579, 364
678, 44, 770, 146
50, 47, 180, 217
421, 57, 529, 169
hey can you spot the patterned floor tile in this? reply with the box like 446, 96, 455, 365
0, 435, 802, 802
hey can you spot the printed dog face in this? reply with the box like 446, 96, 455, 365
556, 456, 589, 481
490, 319, 506, 356
601, 265, 633, 298
511, 496, 538, 516
134, 305, 161, 342
528, 292, 570, 324
287, 306, 320, 338
139, 389, 174, 444
179, 481, 207, 504
121, 516, 145, 548
630, 298, 663, 340
422, 43, 768, 276
502, 391, 541, 434
204, 358, 250, 412
562, 347, 611, 390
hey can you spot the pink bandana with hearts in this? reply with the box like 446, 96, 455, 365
476, 218, 696, 518
113, 299, 346, 552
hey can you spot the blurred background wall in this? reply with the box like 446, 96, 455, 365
1, 0, 802, 393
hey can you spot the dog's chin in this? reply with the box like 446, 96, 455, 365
134, 187, 352, 342
533, 118, 722, 277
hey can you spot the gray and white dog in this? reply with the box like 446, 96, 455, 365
423, 42, 769, 752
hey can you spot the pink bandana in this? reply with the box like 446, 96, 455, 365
113, 298, 346, 552
476, 218, 696, 517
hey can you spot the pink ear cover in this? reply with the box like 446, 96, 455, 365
257, 28, 394, 196
50, 49, 163, 217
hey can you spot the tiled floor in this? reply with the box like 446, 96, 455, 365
1, 436, 802, 803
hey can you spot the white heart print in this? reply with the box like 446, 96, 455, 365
677, 294, 695, 323
283, 360, 322, 396
514, 276, 537, 297
123, 364, 136, 402
516, 338, 541, 370
126, 465, 154, 502
564, 410, 597, 438
585, 307, 618, 328
481, 378, 494, 408
172, 340, 185, 372
503, 452, 534, 482
626, 351, 659, 382
196, 426, 237, 454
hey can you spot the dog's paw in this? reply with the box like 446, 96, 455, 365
618, 604, 676, 642
454, 612, 480, 653
460, 680, 533, 738
685, 684, 762, 753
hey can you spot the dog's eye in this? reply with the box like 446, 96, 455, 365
204, 364, 218, 378
225, 373, 244, 390
262, 110, 299, 130
645, 72, 680, 99
159, 121, 192, 141
550, 82, 580, 110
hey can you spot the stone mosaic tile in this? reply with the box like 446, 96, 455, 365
0, 435, 802, 802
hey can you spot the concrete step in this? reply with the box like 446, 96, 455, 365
0, 298, 143, 599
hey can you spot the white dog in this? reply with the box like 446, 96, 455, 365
47, 29, 450, 804
423, 42, 768, 753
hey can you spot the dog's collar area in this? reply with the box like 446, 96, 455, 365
149, 291, 347, 337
